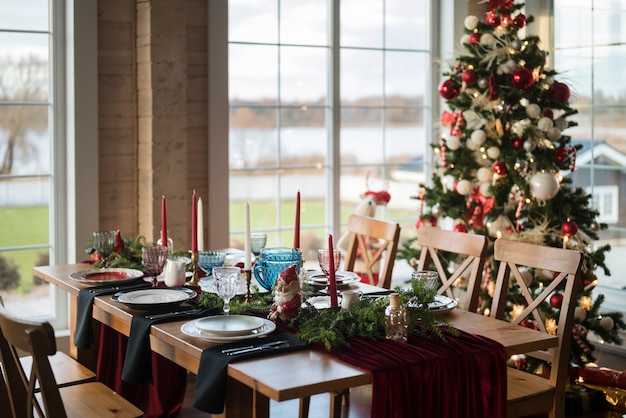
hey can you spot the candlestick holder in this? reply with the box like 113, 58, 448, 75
244, 269, 252, 303
186, 251, 200, 286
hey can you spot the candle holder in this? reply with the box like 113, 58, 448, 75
186, 251, 200, 286
244, 269, 252, 303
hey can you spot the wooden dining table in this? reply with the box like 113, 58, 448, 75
34, 263, 559, 418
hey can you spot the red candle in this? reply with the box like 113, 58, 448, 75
191, 190, 197, 252
161, 195, 167, 247
328, 234, 338, 308
294, 190, 300, 249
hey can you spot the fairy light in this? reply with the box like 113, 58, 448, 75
511, 304, 525, 320
545, 318, 558, 335
563, 235, 569, 249
483, 308, 490, 317
580, 296, 592, 311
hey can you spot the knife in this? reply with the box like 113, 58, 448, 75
225, 340, 290, 356
146, 308, 203, 320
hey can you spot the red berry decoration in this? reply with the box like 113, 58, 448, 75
550, 82, 571, 103
561, 220, 578, 237
513, 14, 526, 28
512, 138, 523, 149
512, 67, 535, 89
462, 69, 478, 85
554, 147, 568, 163
468, 32, 482, 44
438, 79, 460, 100
493, 161, 508, 175
550, 293, 564, 309
453, 223, 469, 233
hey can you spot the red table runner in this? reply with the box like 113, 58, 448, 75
328, 330, 507, 418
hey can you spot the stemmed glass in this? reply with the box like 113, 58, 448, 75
317, 249, 342, 278
212, 267, 241, 315
93, 230, 117, 268
142, 245, 169, 286
250, 233, 267, 257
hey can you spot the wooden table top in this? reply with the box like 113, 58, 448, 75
34, 263, 558, 415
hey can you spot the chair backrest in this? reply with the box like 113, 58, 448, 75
343, 214, 401, 289
0, 303, 67, 418
416, 227, 489, 312
491, 238, 583, 414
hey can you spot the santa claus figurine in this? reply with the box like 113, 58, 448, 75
268, 264, 302, 323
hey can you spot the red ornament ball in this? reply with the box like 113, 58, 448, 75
512, 138, 524, 149
439, 79, 460, 100
512, 67, 535, 89
493, 161, 508, 175
416, 216, 437, 229
486, 13, 501, 27
543, 109, 554, 119
462, 69, 478, 85
468, 32, 482, 44
453, 223, 469, 233
550, 293, 564, 309
561, 220, 578, 237
521, 319, 537, 330
550, 82, 571, 103
513, 14, 526, 28
554, 147, 568, 163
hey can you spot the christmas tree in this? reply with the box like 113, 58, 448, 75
398, 0, 625, 367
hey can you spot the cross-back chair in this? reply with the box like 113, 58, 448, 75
416, 227, 489, 312
491, 238, 583, 418
343, 214, 401, 289
0, 303, 143, 418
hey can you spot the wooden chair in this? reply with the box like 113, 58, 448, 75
416, 227, 489, 312
491, 238, 583, 418
343, 214, 401, 289
0, 303, 143, 418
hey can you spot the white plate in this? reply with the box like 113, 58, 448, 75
305, 296, 334, 309
428, 295, 458, 313
193, 315, 266, 337
70, 268, 144, 284
181, 318, 276, 342
145, 271, 193, 283
305, 270, 361, 287
116, 288, 196, 309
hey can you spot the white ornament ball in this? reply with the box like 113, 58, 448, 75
538, 117, 554, 132
600, 316, 615, 331
479, 182, 492, 197
466, 138, 480, 151
464, 15, 479, 30
444, 175, 456, 191
477, 167, 493, 182
523, 140, 536, 152
530, 172, 560, 200
555, 117, 568, 130
520, 271, 534, 286
547, 127, 562, 142
460, 34, 471, 45
471, 129, 487, 145
456, 179, 473, 195
525, 103, 541, 118
480, 33, 496, 46
487, 146, 501, 159
447, 136, 462, 150
431, 203, 444, 218
574, 307, 587, 322
520, 98, 530, 107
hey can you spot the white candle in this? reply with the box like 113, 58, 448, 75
244, 202, 251, 270
197, 197, 204, 252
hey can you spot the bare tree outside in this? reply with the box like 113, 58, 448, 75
0, 55, 48, 175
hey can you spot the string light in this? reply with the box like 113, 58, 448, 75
580, 296, 592, 311
511, 304, 525, 320
545, 318, 558, 335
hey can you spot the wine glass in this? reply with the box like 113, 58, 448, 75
142, 245, 168, 286
411, 270, 440, 292
317, 249, 342, 277
250, 233, 267, 257
212, 266, 241, 315
93, 230, 117, 267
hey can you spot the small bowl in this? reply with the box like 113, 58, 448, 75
198, 251, 226, 272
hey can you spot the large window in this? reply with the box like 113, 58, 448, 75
227, 0, 432, 268
553, 0, 626, 311
0, 0, 57, 319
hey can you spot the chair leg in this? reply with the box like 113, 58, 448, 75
299, 396, 310, 418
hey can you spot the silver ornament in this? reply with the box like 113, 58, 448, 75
478, 78, 489, 89
523, 140, 536, 152
511, 39, 522, 50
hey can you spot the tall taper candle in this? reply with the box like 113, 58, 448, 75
328, 234, 338, 307
294, 190, 300, 248
161, 195, 167, 248
244, 202, 251, 270
191, 190, 197, 252
197, 197, 204, 251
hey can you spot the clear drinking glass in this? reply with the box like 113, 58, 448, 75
93, 230, 117, 267
411, 270, 440, 291
212, 266, 241, 315
142, 245, 168, 286
250, 233, 267, 257
317, 249, 342, 277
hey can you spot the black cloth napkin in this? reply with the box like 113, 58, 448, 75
74, 280, 151, 349
121, 306, 220, 384
193, 332, 308, 414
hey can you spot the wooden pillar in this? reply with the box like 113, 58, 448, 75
136, 0, 189, 247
